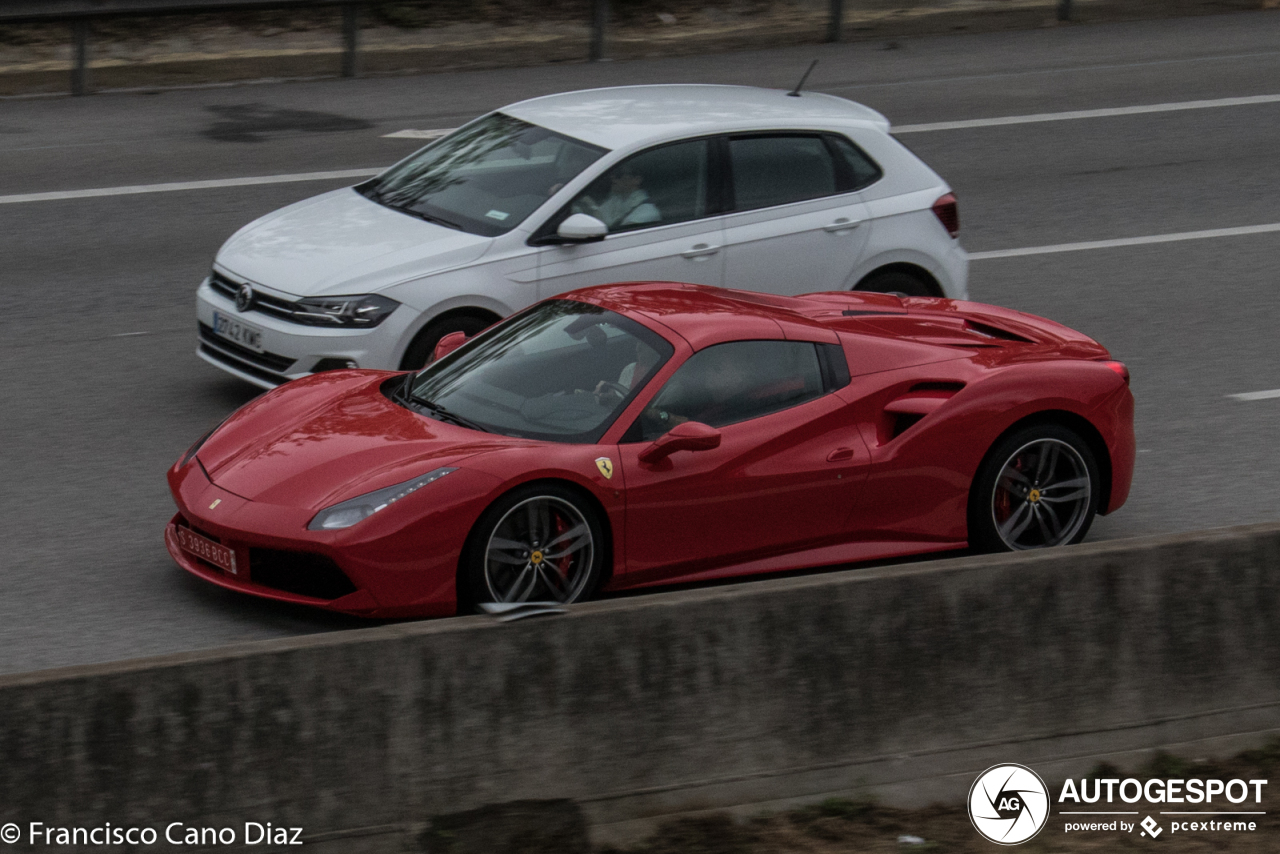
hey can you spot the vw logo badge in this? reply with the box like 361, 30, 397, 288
235, 283, 255, 313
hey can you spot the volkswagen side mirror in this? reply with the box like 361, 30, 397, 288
556, 213, 608, 242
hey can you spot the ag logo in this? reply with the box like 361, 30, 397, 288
595, 457, 614, 479
968, 764, 1050, 845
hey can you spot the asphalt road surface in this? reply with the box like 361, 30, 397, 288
4, 11, 1280, 674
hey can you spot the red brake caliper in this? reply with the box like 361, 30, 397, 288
994, 454, 1022, 524
551, 511, 573, 583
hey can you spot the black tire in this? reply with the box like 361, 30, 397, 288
399, 313, 494, 370
460, 483, 606, 608
968, 423, 1101, 553
855, 269, 937, 297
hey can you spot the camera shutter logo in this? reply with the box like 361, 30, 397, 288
236, 283, 255, 313
968, 764, 1050, 845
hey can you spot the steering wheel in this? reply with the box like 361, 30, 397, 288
594, 381, 629, 405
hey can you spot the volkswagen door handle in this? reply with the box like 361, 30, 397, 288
822, 218, 863, 233
680, 243, 721, 259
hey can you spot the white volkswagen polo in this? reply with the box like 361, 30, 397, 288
197, 84, 968, 388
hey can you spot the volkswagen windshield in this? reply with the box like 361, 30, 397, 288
358, 113, 607, 238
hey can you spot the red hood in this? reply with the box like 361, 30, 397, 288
196, 371, 533, 508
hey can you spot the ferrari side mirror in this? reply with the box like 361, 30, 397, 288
639, 421, 721, 464
432, 330, 468, 362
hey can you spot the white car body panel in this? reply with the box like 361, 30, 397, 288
216, 189, 492, 297
198, 84, 968, 387
536, 217, 727, 298
500, 85, 892, 150
721, 193, 872, 296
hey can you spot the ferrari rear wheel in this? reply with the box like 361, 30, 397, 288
970, 424, 1101, 552
465, 485, 604, 606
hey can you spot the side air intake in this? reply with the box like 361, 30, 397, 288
881, 383, 966, 442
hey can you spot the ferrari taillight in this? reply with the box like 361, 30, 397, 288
932, 193, 959, 238
1100, 360, 1130, 385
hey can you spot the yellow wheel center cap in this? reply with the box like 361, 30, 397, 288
1028, 488, 1042, 503
530, 551, 544, 565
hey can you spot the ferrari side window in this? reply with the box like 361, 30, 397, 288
637, 341, 824, 441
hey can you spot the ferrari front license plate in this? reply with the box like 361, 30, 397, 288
212, 311, 264, 353
176, 526, 237, 575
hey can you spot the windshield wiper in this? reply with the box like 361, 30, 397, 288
409, 394, 491, 433
395, 370, 417, 406
357, 181, 386, 204
359, 185, 463, 231
403, 208, 463, 231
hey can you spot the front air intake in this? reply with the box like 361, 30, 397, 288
250, 549, 357, 600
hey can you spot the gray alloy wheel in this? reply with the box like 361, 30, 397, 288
483, 495, 596, 604
990, 437, 1093, 550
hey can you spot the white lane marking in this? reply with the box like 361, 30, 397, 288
382, 128, 453, 139
824, 50, 1280, 93
1227, 389, 1280, 402
969, 222, 1280, 261
5, 91, 1279, 205
112, 331, 151, 337
0, 168, 380, 205
893, 93, 1280, 134
384, 93, 1280, 140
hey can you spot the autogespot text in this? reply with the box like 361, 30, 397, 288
1057, 776, 1268, 839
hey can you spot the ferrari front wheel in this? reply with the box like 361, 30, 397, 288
970, 424, 1101, 552
463, 485, 604, 607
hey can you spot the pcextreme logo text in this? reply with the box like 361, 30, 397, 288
968, 764, 1268, 844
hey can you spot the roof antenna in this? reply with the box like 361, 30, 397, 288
787, 59, 818, 97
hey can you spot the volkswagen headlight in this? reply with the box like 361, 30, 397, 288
308, 467, 457, 530
292, 294, 400, 328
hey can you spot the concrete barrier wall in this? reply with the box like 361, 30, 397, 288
1, 1, 1265, 97
4, 523, 1280, 851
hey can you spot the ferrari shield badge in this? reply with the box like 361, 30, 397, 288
595, 457, 614, 479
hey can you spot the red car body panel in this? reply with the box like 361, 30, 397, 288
167, 283, 1135, 618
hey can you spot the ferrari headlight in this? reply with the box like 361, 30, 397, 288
291, 294, 400, 328
308, 467, 457, 531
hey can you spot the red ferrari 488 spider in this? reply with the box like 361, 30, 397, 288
167, 283, 1133, 617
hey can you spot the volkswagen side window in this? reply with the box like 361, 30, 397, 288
728, 135, 838, 212
564, 139, 712, 234
828, 134, 884, 191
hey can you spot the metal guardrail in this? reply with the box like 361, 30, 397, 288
0, 0, 1076, 96
1, 0, 370, 93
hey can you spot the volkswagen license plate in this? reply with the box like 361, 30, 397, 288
212, 311, 264, 353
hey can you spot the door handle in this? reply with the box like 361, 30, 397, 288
822, 218, 863, 233
680, 243, 721, 259
827, 448, 855, 462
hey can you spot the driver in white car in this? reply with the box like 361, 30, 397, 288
576, 167, 661, 229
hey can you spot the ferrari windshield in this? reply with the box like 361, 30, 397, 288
357, 113, 607, 237
406, 300, 673, 443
